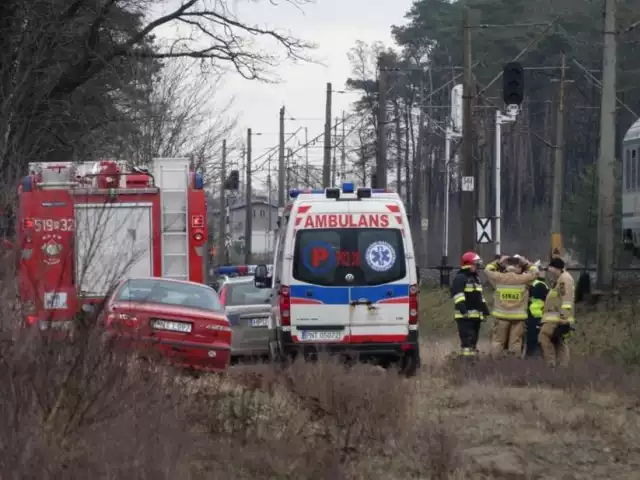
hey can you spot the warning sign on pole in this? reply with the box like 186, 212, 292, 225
475, 217, 492, 243
461, 176, 474, 191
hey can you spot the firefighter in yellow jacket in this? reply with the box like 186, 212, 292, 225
484, 255, 538, 357
539, 257, 575, 367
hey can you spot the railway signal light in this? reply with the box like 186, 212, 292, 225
224, 170, 239, 190
502, 62, 524, 106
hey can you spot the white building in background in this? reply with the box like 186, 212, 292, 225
211, 197, 278, 255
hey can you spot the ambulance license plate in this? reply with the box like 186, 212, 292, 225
151, 320, 192, 333
250, 318, 268, 328
300, 330, 341, 342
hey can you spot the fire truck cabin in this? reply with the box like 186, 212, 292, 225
17, 158, 207, 329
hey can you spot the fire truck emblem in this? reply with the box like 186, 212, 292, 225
41, 234, 63, 265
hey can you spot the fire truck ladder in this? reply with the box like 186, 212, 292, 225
154, 158, 190, 281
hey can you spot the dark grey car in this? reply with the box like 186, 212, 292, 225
219, 277, 272, 358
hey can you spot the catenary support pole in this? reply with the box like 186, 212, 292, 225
323, 83, 332, 187
218, 139, 227, 265
278, 107, 285, 206
460, 3, 475, 253
244, 129, 252, 264
443, 129, 452, 268
494, 110, 502, 257
332, 116, 337, 186
376, 56, 388, 188
596, 0, 617, 290
340, 111, 346, 182
551, 52, 567, 256
304, 127, 309, 187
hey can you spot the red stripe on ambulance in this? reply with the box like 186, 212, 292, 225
303, 213, 390, 228
385, 204, 400, 213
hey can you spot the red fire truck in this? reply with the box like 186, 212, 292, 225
16, 157, 208, 330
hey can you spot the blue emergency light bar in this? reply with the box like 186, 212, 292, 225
288, 183, 394, 199
214, 265, 256, 275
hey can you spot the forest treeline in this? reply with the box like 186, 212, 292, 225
343, 0, 640, 264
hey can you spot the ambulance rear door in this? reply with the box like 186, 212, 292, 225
287, 200, 351, 344
346, 199, 411, 344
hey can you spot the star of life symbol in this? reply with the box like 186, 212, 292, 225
365, 241, 395, 272
42, 234, 63, 265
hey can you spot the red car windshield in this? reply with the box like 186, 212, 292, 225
115, 278, 223, 312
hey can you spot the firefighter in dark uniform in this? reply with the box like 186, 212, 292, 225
451, 251, 491, 357
524, 261, 548, 358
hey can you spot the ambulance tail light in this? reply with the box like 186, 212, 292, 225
356, 187, 372, 198
409, 284, 419, 325
279, 285, 291, 326
22, 218, 34, 230
26, 315, 38, 326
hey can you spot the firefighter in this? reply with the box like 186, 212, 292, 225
539, 257, 575, 367
484, 255, 538, 358
450, 251, 491, 357
524, 261, 548, 358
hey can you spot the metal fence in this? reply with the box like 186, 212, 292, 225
421, 266, 640, 288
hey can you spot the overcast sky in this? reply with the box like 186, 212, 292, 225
157, 0, 414, 192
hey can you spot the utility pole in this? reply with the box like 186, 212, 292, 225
394, 101, 402, 197
460, 2, 475, 253
244, 128, 252, 263
267, 158, 273, 251
323, 83, 332, 187
331, 116, 338, 186
240, 146, 245, 198
411, 74, 424, 261
596, 0, 617, 291
341, 111, 346, 182
305, 127, 310, 187
278, 106, 285, 207
551, 52, 567, 257
286, 148, 293, 192
218, 139, 227, 265
376, 56, 388, 188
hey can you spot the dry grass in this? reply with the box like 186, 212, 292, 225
3, 270, 640, 479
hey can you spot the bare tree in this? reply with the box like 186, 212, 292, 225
117, 58, 237, 183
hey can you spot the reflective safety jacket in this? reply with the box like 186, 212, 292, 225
542, 271, 575, 324
528, 278, 549, 318
450, 268, 491, 320
484, 261, 538, 320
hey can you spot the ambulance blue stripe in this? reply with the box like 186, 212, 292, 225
289, 284, 409, 305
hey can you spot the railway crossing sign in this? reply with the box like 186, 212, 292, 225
475, 217, 492, 244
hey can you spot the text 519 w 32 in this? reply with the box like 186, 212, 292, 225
33, 219, 75, 232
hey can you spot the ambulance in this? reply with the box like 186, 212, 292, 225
253, 183, 420, 375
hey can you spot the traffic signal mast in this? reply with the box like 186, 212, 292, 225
494, 62, 524, 257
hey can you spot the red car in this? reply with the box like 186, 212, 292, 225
104, 277, 232, 371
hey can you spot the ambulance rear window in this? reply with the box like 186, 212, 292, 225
293, 228, 406, 286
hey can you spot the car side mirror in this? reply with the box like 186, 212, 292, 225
254, 264, 272, 289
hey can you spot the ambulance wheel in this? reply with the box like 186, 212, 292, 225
399, 350, 420, 378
